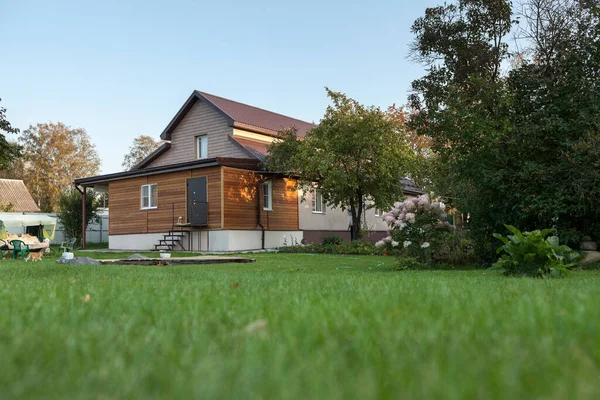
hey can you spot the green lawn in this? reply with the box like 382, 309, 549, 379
0, 252, 599, 399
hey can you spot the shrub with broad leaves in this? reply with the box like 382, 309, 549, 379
491, 225, 580, 278
376, 194, 453, 262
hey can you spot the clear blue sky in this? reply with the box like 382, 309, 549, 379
1, 0, 440, 174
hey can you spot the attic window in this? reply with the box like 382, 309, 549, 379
196, 135, 208, 159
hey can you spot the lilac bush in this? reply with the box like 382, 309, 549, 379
375, 194, 453, 262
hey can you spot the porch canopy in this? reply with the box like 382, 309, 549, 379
0, 213, 57, 240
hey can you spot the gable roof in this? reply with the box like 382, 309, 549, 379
0, 179, 40, 212
198, 91, 317, 137
160, 91, 317, 141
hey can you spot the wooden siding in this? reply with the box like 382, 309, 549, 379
108, 167, 222, 235
222, 167, 299, 230
146, 100, 250, 168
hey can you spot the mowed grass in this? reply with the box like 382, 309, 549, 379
0, 252, 599, 399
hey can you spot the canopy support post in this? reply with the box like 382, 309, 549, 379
74, 184, 86, 250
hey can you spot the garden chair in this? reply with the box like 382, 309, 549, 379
60, 237, 77, 253
0, 239, 8, 259
10, 240, 30, 261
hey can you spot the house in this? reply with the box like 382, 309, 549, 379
0, 179, 40, 212
74, 91, 421, 251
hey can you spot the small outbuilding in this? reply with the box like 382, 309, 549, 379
0, 179, 40, 212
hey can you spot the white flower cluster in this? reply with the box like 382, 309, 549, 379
375, 193, 451, 248
381, 194, 446, 229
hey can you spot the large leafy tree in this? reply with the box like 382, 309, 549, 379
408, 0, 514, 260
408, 0, 600, 261
0, 98, 22, 171
266, 88, 414, 240
122, 135, 161, 170
19, 122, 101, 212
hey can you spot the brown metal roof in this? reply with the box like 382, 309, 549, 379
0, 179, 40, 212
198, 91, 317, 138
231, 137, 271, 160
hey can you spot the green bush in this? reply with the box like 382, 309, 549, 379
434, 228, 476, 265
491, 225, 580, 278
394, 256, 427, 270
322, 235, 343, 246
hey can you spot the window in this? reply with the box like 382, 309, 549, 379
374, 209, 383, 217
263, 181, 272, 211
141, 184, 157, 209
196, 135, 208, 159
312, 191, 326, 213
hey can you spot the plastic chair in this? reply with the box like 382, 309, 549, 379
0, 239, 7, 259
60, 237, 77, 253
10, 240, 30, 260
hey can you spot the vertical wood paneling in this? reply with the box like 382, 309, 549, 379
146, 100, 250, 168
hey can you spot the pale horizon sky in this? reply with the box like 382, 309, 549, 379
1, 0, 440, 174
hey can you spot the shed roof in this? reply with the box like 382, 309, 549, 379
0, 179, 40, 212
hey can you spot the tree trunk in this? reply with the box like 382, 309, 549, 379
350, 193, 363, 241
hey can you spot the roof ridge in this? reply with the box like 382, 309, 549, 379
0, 178, 24, 182
197, 90, 316, 126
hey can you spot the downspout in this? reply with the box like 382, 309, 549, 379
256, 181, 265, 250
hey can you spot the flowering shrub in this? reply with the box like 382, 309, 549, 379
375, 194, 453, 262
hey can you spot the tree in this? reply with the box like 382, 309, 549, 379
266, 88, 414, 241
0, 98, 22, 171
0, 202, 14, 212
408, 0, 600, 262
19, 122, 100, 212
122, 135, 161, 171
57, 188, 99, 243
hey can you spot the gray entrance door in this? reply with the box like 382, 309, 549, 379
187, 177, 208, 225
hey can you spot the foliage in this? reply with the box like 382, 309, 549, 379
18, 122, 100, 212
491, 225, 580, 278
0, 202, 14, 212
394, 256, 427, 270
278, 240, 385, 256
322, 235, 343, 246
434, 228, 476, 265
376, 194, 453, 262
0, 98, 22, 171
408, 0, 600, 263
266, 88, 414, 241
121, 135, 161, 171
57, 188, 100, 243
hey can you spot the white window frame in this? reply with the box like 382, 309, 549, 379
141, 184, 158, 210
263, 181, 272, 211
374, 208, 383, 217
196, 135, 208, 159
312, 191, 325, 214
